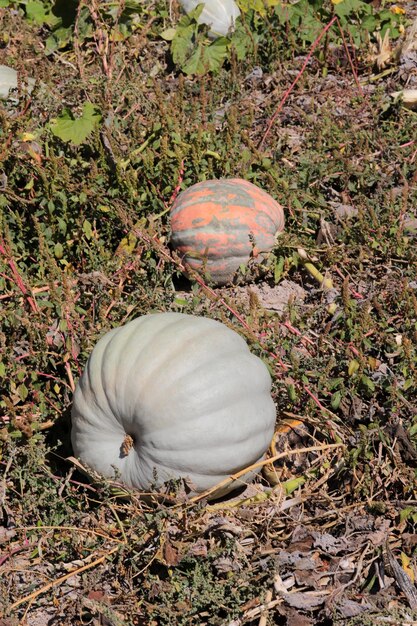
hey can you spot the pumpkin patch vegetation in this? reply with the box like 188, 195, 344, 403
170, 178, 285, 285
71, 313, 276, 498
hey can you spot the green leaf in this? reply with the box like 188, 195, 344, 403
361, 375, 375, 392
274, 256, 284, 284
50, 102, 102, 145
54, 242, 64, 259
26, 0, 61, 26
182, 45, 204, 75
160, 28, 177, 41
286, 383, 297, 402
169, 4, 229, 75
348, 359, 360, 376
331, 390, 342, 410
182, 37, 228, 75
26, 0, 49, 24
239, 0, 280, 15
171, 24, 195, 67
18, 383, 29, 401
204, 37, 228, 71
400, 506, 417, 523
82, 219, 93, 240
230, 24, 252, 61
174, 297, 188, 306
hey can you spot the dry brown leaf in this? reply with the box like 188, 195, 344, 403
163, 539, 182, 567
401, 16, 417, 55
280, 609, 314, 626
374, 29, 393, 69
283, 591, 327, 610
335, 597, 374, 618
0, 527, 16, 545
313, 533, 351, 555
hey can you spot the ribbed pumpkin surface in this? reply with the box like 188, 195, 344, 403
71, 313, 276, 497
171, 178, 285, 285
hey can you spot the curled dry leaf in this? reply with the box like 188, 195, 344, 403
374, 30, 394, 70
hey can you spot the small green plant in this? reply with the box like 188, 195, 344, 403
273, 0, 405, 47
162, 0, 406, 75
1, 0, 163, 53
161, 4, 251, 76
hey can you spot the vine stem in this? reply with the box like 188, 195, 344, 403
188, 442, 345, 504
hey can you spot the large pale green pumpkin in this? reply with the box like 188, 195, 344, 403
178, 0, 240, 38
0, 65, 35, 100
71, 313, 276, 497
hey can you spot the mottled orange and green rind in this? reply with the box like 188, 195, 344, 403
171, 178, 285, 285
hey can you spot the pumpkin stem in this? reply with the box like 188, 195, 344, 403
120, 434, 134, 458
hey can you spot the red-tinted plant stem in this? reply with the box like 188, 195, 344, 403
335, 18, 363, 97
259, 16, 338, 150
0, 239, 39, 313
168, 159, 185, 206
259, 14, 364, 150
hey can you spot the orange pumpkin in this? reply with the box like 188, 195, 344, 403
170, 178, 285, 285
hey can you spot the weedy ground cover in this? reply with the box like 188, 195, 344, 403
1, 1, 417, 624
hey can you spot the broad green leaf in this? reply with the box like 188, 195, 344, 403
205, 37, 228, 70
45, 26, 74, 52
26, 0, 61, 26
230, 25, 251, 60
170, 4, 229, 75
171, 24, 195, 67
26, 1, 48, 24
361, 375, 375, 392
182, 47, 203, 75
182, 37, 228, 75
50, 102, 102, 145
